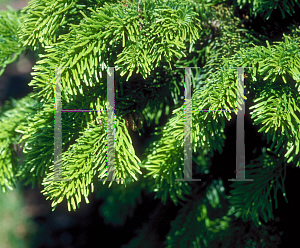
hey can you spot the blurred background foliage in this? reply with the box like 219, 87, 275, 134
0, 183, 36, 248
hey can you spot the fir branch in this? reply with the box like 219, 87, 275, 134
141, 18, 300, 207
18, 0, 116, 49
233, 0, 300, 20
165, 179, 230, 248
41, 115, 142, 211
0, 6, 24, 77
227, 148, 288, 228
0, 95, 38, 192
140, 100, 227, 205
15, 100, 58, 186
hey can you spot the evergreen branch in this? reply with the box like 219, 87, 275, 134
27, 0, 202, 104
0, 95, 38, 192
15, 101, 58, 186
249, 83, 300, 165
18, 0, 115, 49
41, 115, 142, 211
15, 85, 106, 187
227, 148, 288, 228
0, 6, 24, 77
233, 0, 300, 19
165, 179, 230, 248
140, 18, 300, 207
140, 99, 227, 205
203, 30, 300, 166
166, 178, 282, 247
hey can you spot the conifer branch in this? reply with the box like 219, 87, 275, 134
0, 95, 38, 191
0, 6, 24, 77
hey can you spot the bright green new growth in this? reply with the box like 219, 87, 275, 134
0, 5, 23, 76
0, 0, 299, 246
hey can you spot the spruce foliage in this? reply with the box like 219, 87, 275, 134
0, 0, 299, 246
